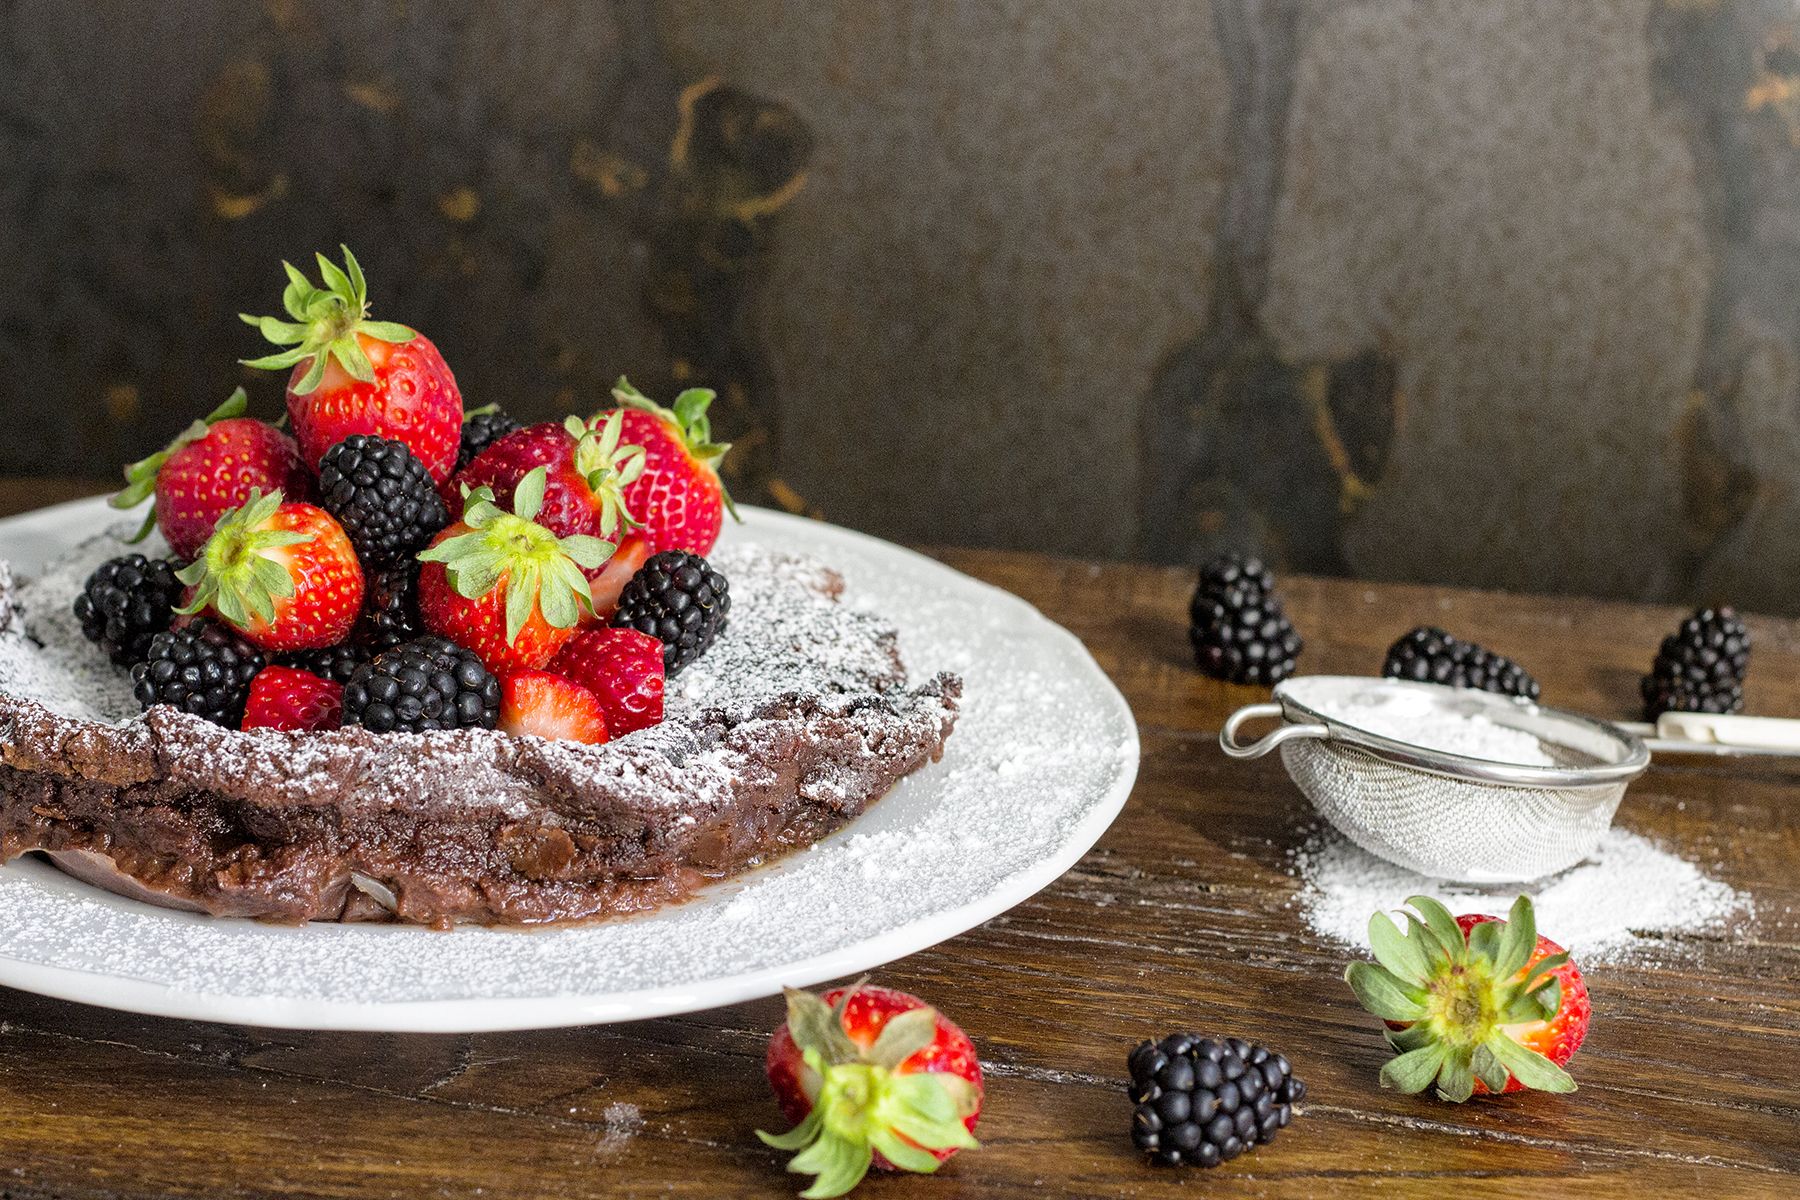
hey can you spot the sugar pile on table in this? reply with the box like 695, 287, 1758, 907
1291, 826, 1752, 964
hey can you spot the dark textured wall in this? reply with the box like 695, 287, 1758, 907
4, 1, 1799, 611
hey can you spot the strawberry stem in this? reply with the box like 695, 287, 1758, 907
174, 489, 313, 630
238, 246, 415, 395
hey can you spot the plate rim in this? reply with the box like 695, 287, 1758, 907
0, 497, 1139, 1031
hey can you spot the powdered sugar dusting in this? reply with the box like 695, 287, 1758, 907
1291, 826, 1753, 964
1286, 679, 1554, 766
0, 504, 1136, 1020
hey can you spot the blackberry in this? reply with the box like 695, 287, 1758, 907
72, 553, 183, 666
1128, 1035, 1307, 1168
1641, 606, 1749, 719
131, 620, 265, 727
1382, 627, 1539, 700
1189, 553, 1302, 686
281, 642, 371, 686
341, 636, 500, 733
611, 550, 731, 676
317, 435, 449, 566
1197, 551, 1276, 601
352, 561, 424, 652
458, 404, 522, 471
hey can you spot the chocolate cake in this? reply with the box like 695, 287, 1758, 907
0, 528, 959, 927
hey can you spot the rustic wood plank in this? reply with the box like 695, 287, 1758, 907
0, 506, 1794, 1196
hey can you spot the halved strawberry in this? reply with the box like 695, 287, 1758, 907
545, 627, 664, 736
176, 491, 364, 652
111, 389, 312, 561
453, 411, 645, 541
1345, 894, 1589, 1101
607, 377, 738, 556
417, 467, 614, 674
240, 246, 462, 481
241, 665, 344, 731
760, 982, 982, 1198
583, 533, 651, 623
498, 669, 610, 744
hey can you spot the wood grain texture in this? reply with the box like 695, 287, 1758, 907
0, 498, 1794, 1198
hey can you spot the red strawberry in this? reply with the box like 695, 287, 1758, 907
111, 389, 311, 561
453, 411, 645, 541
240, 246, 462, 481
241, 665, 344, 732
417, 467, 614, 674
498, 669, 610, 744
583, 533, 651, 623
546, 627, 664, 736
176, 491, 364, 652
605, 378, 738, 556
1346, 894, 1589, 1101
760, 982, 982, 1198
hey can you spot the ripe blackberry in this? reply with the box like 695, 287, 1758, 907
457, 404, 522, 471
131, 620, 265, 727
317, 434, 449, 566
1641, 606, 1749, 719
72, 553, 183, 665
1197, 551, 1276, 601
611, 550, 731, 676
1382, 627, 1539, 700
1128, 1035, 1307, 1168
281, 642, 371, 686
352, 561, 424, 652
341, 636, 500, 733
1189, 553, 1302, 685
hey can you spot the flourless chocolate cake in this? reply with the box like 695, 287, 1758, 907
0, 530, 959, 927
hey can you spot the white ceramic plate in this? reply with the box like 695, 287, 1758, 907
0, 497, 1138, 1031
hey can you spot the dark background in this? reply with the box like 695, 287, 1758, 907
5, 0, 1800, 610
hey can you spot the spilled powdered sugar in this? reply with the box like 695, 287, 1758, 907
1291, 826, 1753, 964
0, 507, 1136, 1010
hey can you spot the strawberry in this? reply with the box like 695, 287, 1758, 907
453, 411, 645, 541
607, 377, 738, 556
759, 982, 982, 1198
111, 389, 312, 561
175, 490, 364, 652
545, 627, 665, 736
1346, 894, 1589, 1102
241, 665, 344, 731
583, 533, 650, 623
240, 246, 462, 481
498, 669, 610, 744
417, 467, 614, 674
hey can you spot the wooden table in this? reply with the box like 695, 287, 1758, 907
0, 482, 1795, 1198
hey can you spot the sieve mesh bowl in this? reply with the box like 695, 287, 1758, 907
1222, 676, 1650, 883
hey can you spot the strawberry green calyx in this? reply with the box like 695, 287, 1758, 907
1346, 895, 1575, 1103
758, 987, 980, 1199
419, 466, 614, 644
174, 489, 312, 628
564, 409, 647, 539
238, 245, 415, 395
111, 388, 249, 542
611, 376, 741, 521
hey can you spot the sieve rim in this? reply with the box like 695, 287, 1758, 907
1268, 676, 1650, 789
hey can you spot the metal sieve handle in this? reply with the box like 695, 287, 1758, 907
1219, 702, 1330, 759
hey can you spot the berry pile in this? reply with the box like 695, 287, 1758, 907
1189, 552, 1303, 685
1641, 607, 1749, 720
1128, 1035, 1306, 1168
1382, 626, 1540, 700
88, 246, 741, 743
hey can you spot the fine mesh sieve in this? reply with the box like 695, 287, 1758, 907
1220, 676, 1650, 883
